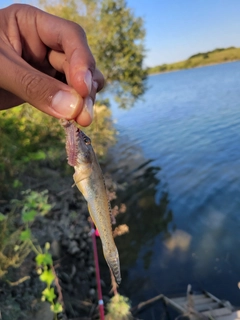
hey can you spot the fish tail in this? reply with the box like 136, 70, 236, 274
104, 247, 121, 285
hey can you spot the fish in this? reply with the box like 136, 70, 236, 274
60, 119, 121, 285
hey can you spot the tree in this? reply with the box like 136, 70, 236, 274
39, 0, 147, 108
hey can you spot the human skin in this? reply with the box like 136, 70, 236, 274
0, 4, 105, 126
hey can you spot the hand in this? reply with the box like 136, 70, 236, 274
0, 4, 104, 126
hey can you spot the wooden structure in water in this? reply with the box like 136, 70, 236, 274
163, 285, 240, 320
132, 285, 240, 320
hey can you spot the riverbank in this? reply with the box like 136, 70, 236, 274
0, 168, 102, 319
0, 104, 120, 319
0, 165, 124, 319
148, 46, 240, 75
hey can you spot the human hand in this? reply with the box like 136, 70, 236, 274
0, 4, 104, 126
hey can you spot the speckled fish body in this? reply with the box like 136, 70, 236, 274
61, 120, 121, 285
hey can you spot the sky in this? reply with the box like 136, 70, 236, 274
1, 0, 240, 67
126, 0, 240, 67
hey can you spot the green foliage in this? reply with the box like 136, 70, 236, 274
148, 46, 240, 75
0, 220, 29, 278
0, 104, 65, 198
106, 294, 133, 320
96, 0, 147, 107
42, 287, 56, 303
39, 0, 147, 108
19, 229, 31, 241
0, 213, 6, 221
40, 269, 55, 286
1, 102, 116, 199
22, 210, 37, 223
36, 252, 53, 266
21, 189, 52, 220
84, 104, 116, 160
36, 244, 61, 314
51, 302, 63, 313
188, 47, 236, 59
0, 190, 62, 316
0, 190, 53, 278
13, 179, 22, 189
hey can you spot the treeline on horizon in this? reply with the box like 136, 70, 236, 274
147, 46, 240, 74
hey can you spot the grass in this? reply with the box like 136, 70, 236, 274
148, 46, 240, 75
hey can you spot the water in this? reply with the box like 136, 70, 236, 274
103, 62, 240, 317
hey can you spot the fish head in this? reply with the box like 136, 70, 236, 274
76, 129, 94, 165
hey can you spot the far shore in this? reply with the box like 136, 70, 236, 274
147, 47, 240, 76
148, 59, 240, 77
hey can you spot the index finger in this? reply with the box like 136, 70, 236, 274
35, 8, 96, 96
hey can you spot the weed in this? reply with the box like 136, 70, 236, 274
0, 189, 63, 318
106, 294, 133, 320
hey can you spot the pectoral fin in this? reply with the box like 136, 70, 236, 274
73, 165, 92, 184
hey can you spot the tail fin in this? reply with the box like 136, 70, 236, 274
104, 247, 121, 285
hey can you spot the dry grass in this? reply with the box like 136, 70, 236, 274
148, 47, 240, 74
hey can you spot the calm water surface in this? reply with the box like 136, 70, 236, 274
104, 62, 240, 317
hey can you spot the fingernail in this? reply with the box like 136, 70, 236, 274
93, 80, 98, 90
83, 96, 93, 120
52, 90, 79, 117
84, 70, 92, 93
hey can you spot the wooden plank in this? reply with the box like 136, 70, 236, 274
205, 291, 234, 311
172, 296, 213, 308
217, 310, 240, 320
163, 296, 186, 313
170, 296, 187, 304
195, 302, 219, 312
172, 294, 207, 303
164, 291, 234, 319
192, 294, 209, 301
193, 297, 213, 305
131, 294, 164, 314
205, 291, 223, 304
202, 307, 232, 318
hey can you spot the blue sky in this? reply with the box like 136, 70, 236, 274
1, 0, 240, 67
127, 0, 240, 67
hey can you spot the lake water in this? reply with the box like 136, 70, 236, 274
103, 62, 240, 318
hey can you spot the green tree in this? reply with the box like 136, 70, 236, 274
40, 0, 147, 108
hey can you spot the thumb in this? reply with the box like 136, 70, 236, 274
1, 52, 84, 120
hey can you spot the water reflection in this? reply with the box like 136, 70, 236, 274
105, 137, 173, 270
103, 63, 240, 314
164, 230, 191, 252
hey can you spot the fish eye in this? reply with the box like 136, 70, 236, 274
77, 129, 91, 145
80, 131, 91, 145
84, 136, 91, 145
